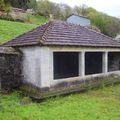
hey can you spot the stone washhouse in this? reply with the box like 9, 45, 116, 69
1, 20, 120, 99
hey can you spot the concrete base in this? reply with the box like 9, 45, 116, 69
20, 72, 120, 99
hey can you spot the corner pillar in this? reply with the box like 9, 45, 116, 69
79, 51, 85, 77
102, 52, 108, 73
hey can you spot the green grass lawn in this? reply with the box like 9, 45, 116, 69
0, 84, 120, 120
0, 20, 37, 44
29, 15, 48, 25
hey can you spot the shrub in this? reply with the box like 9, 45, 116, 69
0, 15, 24, 22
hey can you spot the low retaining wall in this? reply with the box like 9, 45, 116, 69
21, 72, 120, 99
0, 47, 22, 92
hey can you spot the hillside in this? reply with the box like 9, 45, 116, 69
28, 15, 48, 25
0, 20, 38, 44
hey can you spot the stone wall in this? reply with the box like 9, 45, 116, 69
0, 47, 21, 92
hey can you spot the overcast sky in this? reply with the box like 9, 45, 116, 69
49, 0, 120, 18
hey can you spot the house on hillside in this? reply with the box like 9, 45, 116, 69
10, 7, 26, 20
3, 21, 120, 98
66, 14, 91, 26
12, 7, 26, 14
26, 9, 35, 15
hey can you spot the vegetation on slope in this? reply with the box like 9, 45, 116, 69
0, 19, 37, 44
4, 0, 37, 10
28, 14, 48, 25
1, 0, 120, 37
36, 0, 120, 37
0, 84, 120, 120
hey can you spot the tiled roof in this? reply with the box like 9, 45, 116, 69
3, 21, 120, 47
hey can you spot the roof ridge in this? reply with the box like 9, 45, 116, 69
38, 21, 52, 45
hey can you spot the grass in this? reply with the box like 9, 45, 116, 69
28, 15, 48, 25
0, 15, 48, 44
0, 20, 37, 44
0, 84, 120, 120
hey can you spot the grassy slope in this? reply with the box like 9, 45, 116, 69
0, 20, 37, 44
0, 84, 120, 120
29, 15, 48, 25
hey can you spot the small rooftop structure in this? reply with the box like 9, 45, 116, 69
66, 14, 91, 26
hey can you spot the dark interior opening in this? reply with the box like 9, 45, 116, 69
85, 52, 102, 75
108, 52, 120, 72
54, 52, 79, 79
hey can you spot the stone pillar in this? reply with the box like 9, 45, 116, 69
40, 47, 52, 88
102, 52, 108, 73
79, 51, 85, 77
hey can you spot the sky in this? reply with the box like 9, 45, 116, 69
49, 0, 120, 18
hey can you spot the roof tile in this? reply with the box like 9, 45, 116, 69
3, 21, 120, 47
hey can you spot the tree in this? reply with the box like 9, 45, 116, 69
5, 3, 11, 15
105, 16, 120, 37
0, 0, 6, 11
74, 4, 89, 16
37, 0, 62, 19
64, 4, 72, 19
26, 0, 37, 9
0, 0, 11, 15
37, 0, 51, 16
4, 0, 30, 9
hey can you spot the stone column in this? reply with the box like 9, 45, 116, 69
40, 47, 52, 88
102, 52, 108, 73
79, 51, 85, 77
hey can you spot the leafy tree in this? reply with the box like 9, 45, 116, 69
63, 4, 72, 19
5, 3, 11, 15
37, 0, 62, 19
37, 0, 51, 16
105, 16, 120, 37
0, 0, 6, 11
74, 4, 89, 16
0, 0, 11, 14
4, 0, 30, 9
26, 0, 37, 9
88, 12, 107, 34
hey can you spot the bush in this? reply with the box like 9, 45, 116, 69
0, 15, 24, 22
19, 96, 32, 105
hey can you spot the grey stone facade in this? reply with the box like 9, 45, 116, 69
0, 47, 21, 92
